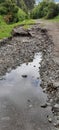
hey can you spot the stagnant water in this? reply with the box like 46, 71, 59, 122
0, 53, 55, 130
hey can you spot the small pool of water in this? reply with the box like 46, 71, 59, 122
0, 53, 55, 130
0, 53, 47, 107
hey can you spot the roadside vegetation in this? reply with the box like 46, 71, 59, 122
0, 15, 35, 39
0, 0, 59, 39
49, 15, 59, 22
0, 0, 35, 39
31, 0, 59, 20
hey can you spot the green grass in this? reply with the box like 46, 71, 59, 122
51, 15, 59, 22
0, 15, 35, 39
1, 14, 59, 40
18, 8, 27, 21
45, 15, 59, 22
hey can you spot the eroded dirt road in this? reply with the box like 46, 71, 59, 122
0, 22, 59, 130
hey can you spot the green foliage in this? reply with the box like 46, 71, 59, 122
31, 1, 48, 19
24, 0, 35, 10
16, 0, 27, 13
0, 0, 16, 3
0, 0, 19, 23
0, 5, 7, 15
0, 0, 29, 23
31, 1, 59, 19
48, 15, 59, 22
0, 0, 5, 3
15, 0, 35, 11
17, 8, 28, 21
0, 15, 35, 39
46, 2, 59, 19
30, 6, 38, 19
0, 0, 35, 14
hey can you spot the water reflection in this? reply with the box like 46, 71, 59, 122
0, 53, 55, 130
0, 53, 47, 107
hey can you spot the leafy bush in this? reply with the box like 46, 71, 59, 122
31, 1, 49, 19
31, 1, 59, 19
30, 5, 39, 19
17, 8, 28, 21
0, 0, 19, 23
16, 0, 27, 13
0, 5, 7, 15
46, 2, 59, 19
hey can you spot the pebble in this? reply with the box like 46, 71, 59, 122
7, 68, 11, 73
34, 65, 36, 67
53, 123, 57, 126
41, 103, 47, 108
1, 116, 10, 121
50, 99, 53, 103
37, 77, 39, 79
48, 118, 52, 123
29, 104, 32, 108
43, 88, 46, 92
57, 116, 59, 120
53, 120, 59, 127
22, 75, 27, 78
27, 99, 31, 102
53, 82, 59, 89
53, 104, 59, 111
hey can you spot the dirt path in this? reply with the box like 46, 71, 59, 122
0, 22, 59, 129
36, 20, 59, 129
43, 22, 59, 63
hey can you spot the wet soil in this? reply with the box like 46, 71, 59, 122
0, 22, 59, 129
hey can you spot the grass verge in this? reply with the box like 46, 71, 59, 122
0, 16, 35, 39
45, 15, 59, 22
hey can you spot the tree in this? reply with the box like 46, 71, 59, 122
16, 0, 27, 12
0, 0, 19, 23
24, 0, 35, 10
0, 0, 35, 11
31, 0, 59, 19
43, 0, 54, 2
46, 2, 59, 18
0, 0, 16, 3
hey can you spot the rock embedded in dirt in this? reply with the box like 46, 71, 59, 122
41, 103, 47, 108
50, 99, 53, 103
37, 77, 39, 79
29, 104, 32, 108
22, 75, 27, 78
34, 65, 36, 67
54, 120, 59, 128
27, 99, 31, 102
53, 82, 59, 89
57, 116, 59, 120
43, 88, 46, 92
12, 27, 32, 37
53, 104, 59, 112
48, 118, 52, 123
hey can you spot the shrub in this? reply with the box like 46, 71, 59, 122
17, 8, 28, 21
0, 0, 19, 23
30, 5, 39, 19
46, 2, 59, 19
31, 1, 49, 19
0, 5, 7, 15
31, 1, 59, 19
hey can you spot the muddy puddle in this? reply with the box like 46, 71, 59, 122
0, 53, 55, 130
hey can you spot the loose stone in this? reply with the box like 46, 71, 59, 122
48, 118, 52, 123
22, 75, 27, 78
41, 103, 47, 108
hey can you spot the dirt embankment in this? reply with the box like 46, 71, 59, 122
0, 23, 59, 128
